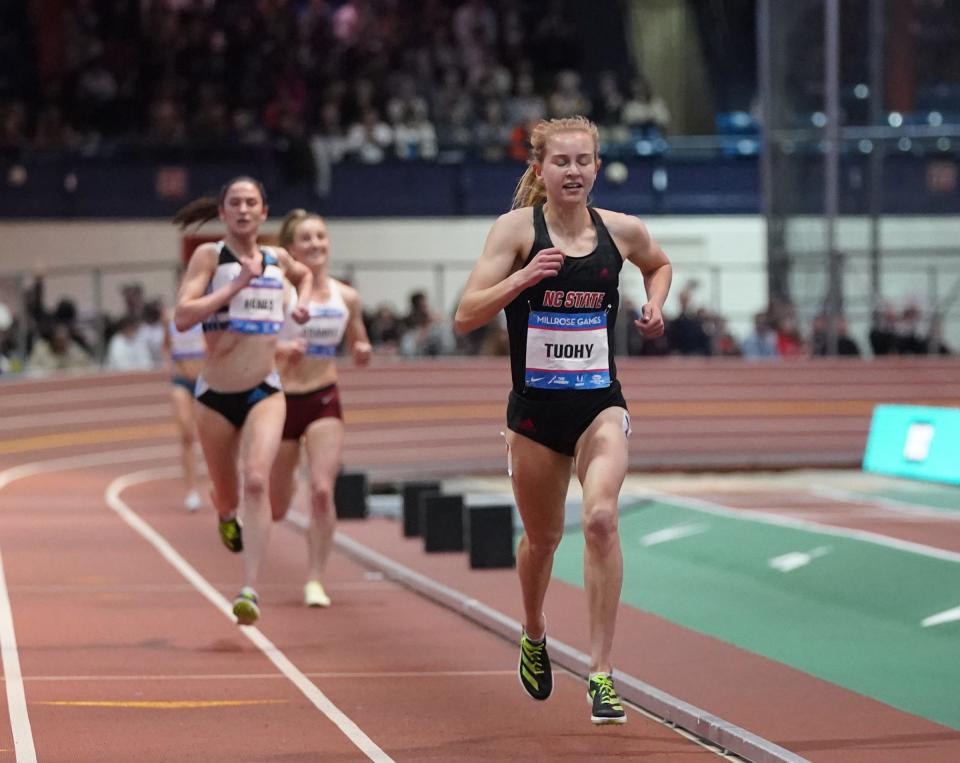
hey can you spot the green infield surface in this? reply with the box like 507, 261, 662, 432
549, 496, 960, 731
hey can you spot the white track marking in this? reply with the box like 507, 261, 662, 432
24, 670, 516, 683
921, 606, 960, 628
636, 488, 960, 564
105, 467, 393, 763
0, 445, 176, 492
811, 485, 960, 520
0, 444, 179, 763
640, 523, 709, 547
768, 547, 831, 573
0, 547, 37, 763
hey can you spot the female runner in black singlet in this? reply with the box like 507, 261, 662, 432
455, 116, 672, 725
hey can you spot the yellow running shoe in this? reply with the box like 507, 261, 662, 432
304, 581, 331, 607
587, 673, 626, 724
518, 630, 552, 700
232, 587, 259, 626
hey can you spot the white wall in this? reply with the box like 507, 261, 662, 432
0, 216, 767, 338
2, 215, 958, 348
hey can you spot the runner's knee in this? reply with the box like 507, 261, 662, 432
583, 504, 619, 548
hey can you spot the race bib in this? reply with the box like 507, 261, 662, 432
303, 305, 348, 357
228, 277, 284, 334
524, 311, 610, 390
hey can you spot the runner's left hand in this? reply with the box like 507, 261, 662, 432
635, 304, 664, 337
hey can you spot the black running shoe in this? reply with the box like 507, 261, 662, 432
518, 631, 552, 700
218, 515, 243, 553
588, 673, 626, 724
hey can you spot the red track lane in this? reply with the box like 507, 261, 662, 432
0, 452, 714, 761
4, 359, 960, 761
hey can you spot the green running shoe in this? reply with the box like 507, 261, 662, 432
232, 587, 259, 626
588, 673, 626, 725
218, 515, 243, 553
518, 630, 552, 700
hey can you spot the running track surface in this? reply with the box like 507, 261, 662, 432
3, 359, 960, 762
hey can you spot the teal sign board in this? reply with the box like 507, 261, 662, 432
863, 404, 960, 484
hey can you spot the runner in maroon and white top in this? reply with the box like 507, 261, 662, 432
271, 209, 372, 608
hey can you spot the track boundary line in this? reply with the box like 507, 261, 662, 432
810, 485, 960, 520
105, 466, 394, 763
0, 546, 37, 763
632, 488, 960, 564
321, 525, 808, 763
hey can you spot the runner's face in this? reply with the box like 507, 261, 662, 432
290, 217, 330, 270
537, 131, 599, 205
219, 182, 266, 236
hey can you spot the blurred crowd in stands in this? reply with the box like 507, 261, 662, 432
0, 0, 670, 181
0, 273, 950, 378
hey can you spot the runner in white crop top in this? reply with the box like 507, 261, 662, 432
173, 176, 313, 627
270, 209, 372, 608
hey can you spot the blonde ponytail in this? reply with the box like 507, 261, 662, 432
511, 166, 547, 209
510, 116, 600, 210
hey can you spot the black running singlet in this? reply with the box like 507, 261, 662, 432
504, 206, 624, 398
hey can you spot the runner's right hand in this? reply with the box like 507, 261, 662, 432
522, 247, 564, 286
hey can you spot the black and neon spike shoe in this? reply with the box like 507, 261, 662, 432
218, 515, 243, 553
587, 673, 626, 724
518, 630, 553, 701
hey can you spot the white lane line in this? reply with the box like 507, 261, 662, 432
0, 445, 177, 492
105, 467, 393, 763
811, 485, 960, 521
25, 670, 517, 683
768, 546, 831, 573
0, 546, 37, 763
921, 606, 960, 628
0, 445, 180, 763
0, 404, 170, 432
640, 523, 709, 547
633, 488, 960, 564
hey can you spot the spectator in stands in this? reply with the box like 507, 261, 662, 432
897, 306, 928, 354
0, 302, 14, 374
547, 70, 591, 120
140, 299, 167, 366
27, 322, 95, 373
593, 71, 627, 128
666, 281, 712, 355
105, 316, 154, 370
741, 312, 779, 359
365, 303, 403, 350
869, 304, 899, 356
506, 69, 547, 128
400, 290, 455, 356
775, 314, 807, 357
474, 99, 512, 161
621, 76, 671, 136
344, 107, 393, 163
926, 315, 952, 355
811, 313, 861, 356
392, 101, 439, 160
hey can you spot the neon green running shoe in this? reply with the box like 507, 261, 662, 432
232, 587, 259, 626
588, 673, 626, 725
218, 515, 243, 553
518, 630, 552, 701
